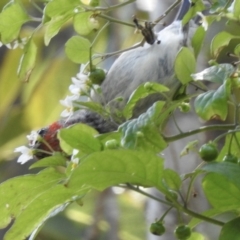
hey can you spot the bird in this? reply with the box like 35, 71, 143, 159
29, 0, 195, 158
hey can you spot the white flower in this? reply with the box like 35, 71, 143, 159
14, 146, 34, 164
59, 95, 78, 118
27, 130, 41, 147
71, 149, 80, 164
69, 74, 90, 96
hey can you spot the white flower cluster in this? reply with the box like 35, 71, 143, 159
14, 64, 99, 164
59, 64, 92, 118
14, 130, 40, 164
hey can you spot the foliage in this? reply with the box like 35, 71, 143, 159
1, 0, 240, 239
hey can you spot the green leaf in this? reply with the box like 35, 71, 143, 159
174, 47, 196, 84
73, 12, 99, 35
58, 123, 102, 155
202, 162, 240, 190
180, 140, 198, 157
0, 3, 30, 44
234, 44, 240, 56
4, 185, 87, 240
194, 80, 231, 121
191, 64, 236, 84
29, 155, 67, 169
120, 102, 167, 152
97, 131, 121, 146
0, 168, 65, 229
75, 101, 108, 118
211, 31, 240, 58
123, 82, 169, 119
202, 173, 240, 209
162, 169, 181, 191
233, 0, 240, 19
191, 26, 206, 58
17, 38, 37, 82
219, 217, 240, 240
65, 36, 91, 63
44, 13, 72, 46
44, 0, 79, 18
68, 149, 166, 191
182, 0, 205, 25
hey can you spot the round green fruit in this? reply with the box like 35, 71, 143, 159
150, 222, 165, 236
199, 143, 218, 162
174, 225, 191, 240
223, 154, 238, 163
105, 139, 119, 149
179, 102, 190, 113
144, 82, 153, 91
89, 68, 106, 84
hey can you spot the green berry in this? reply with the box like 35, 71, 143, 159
144, 82, 153, 91
223, 154, 238, 163
105, 139, 119, 149
150, 222, 165, 236
89, 68, 106, 84
199, 143, 218, 162
174, 225, 191, 240
179, 102, 190, 113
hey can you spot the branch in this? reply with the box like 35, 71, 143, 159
164, 124, 236, 143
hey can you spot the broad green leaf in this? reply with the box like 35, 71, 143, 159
191, 64, 235, 84
120, 102, 167, 152
4, 185, 87, 240
191, 26, 206, 58
123, 82, 169, 119
0, 168, 65, 229
0, 3, 30, 44
211, 31, 240, 58
65, 36, 91, 63
162, 169, 181, 191
156, 99, 184, 128
194, 80, 231, 120
182, 0, 205, 25
174, 47, 196, 84
202, 173, 240, 209
68, 149, 166, 191
17, 38, 37, 82
44, 0, 79, 18
44, 13, 72, 46
29, 155, 67, 169
58, 123, 102, 155
73, 12, 99, 35
202, 162, 240, 190
219, 217, 240, 240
